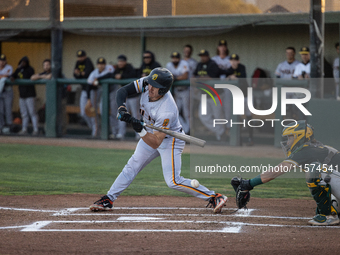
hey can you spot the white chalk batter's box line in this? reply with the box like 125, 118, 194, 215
53, 207, 311, 220
1, 206, 339, 233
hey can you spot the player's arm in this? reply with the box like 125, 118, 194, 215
141, 130, 166, 149
260, 161, 294, 183
116, 80, 142, 122
129, 118, 166, 149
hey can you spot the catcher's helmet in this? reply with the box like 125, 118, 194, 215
281, 120, 314, 157
144, 68, 174, 96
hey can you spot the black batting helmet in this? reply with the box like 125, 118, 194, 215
144, 68, 174, 95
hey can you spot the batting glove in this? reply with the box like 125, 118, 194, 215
117, 106, 132, 123
131, 117, 147, 137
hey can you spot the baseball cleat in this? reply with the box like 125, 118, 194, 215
308, 214, 340, 226
89, 195, 113, 211
206, 193, 228, 213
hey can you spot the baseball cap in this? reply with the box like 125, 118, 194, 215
117, 54, 127, 61
0, 54, 6, 61
77, 50, 86, 57
97, 57, 106, 64
219, 39, 227, 46
299, 47, 310, 54
230, 53, 239, 60
171, 51, 181, 58
198, 49, 209, 56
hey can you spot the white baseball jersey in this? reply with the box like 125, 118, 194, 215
134, 77, 182, 135
333, 57, 339, 84
275, 60, 300, 79
0, 64, 13, 76
87, 65, 114, 84
184, 58, 198, 78
165, 60, 189, 79
293, 62, 311, 78
211, 55, 231, 70
106, 76, 216, 203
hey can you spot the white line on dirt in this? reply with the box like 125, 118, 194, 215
21, 221, 53, 232
65, 212, 310, 220
18, 220, 340, 233
0, 207, 58, 213
22, 228, 242, 233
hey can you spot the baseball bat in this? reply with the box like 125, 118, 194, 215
144, 123, 206, 147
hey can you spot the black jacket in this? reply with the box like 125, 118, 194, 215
194, 59, 221, 78
138, 51, 161, 77
224, 64, 248, 96
12, 56, 36, 98
113, 64, 136, 79
74, 57, 94, 90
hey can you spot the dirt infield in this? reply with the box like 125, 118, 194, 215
1, 194, 340, 255
1, 137, 338, 254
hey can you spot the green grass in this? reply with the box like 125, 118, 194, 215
0, 144, 311, 199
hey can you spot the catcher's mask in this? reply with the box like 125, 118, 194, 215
281, 120, 314, 157
144, 68, 174, 96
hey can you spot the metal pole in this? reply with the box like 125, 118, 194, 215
309, 0, 324, 98
46, 0, 63, 137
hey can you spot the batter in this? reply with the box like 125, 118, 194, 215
90, 68, 227, 213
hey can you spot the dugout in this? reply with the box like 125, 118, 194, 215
0, 1, 340, 144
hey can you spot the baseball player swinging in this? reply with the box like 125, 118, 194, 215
90, 68, 228, 213
232, 120, 340, 226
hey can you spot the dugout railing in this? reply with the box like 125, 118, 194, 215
4, 78, 190, 140
4, 78, 310, 146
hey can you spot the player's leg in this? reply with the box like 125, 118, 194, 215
179, 89, 190, 134
19, 98, 29, 134
26, 97, 38, 134
222, 89, 232, 128
79, 90, 92, 129
109, 86, 125, 139
0, 96, 4, 131
4, 88, 13, 125
89, 90, 98, 137
322, 172, 340, 212
90, 139, 160, 211
305, 162, 339, 226
198, 97, 224, 140
159, 137, 227, 212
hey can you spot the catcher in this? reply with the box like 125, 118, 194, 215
231, 120, 340, 226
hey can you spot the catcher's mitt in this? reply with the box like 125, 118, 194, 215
231, 177, 252, 209
85, 103, 96, 117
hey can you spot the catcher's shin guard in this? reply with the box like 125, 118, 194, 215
305, 163, 337, 216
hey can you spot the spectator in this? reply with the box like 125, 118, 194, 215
183, 44, 198, 78
139, 51, 161, 77
212, 39, 231, 78
194, 50, 220, 78
293, 47, 310, 79
225, 54, 253, 145
333, 42, 339, 99
0, 54, 13, 134
99, 55, 136, 139
74, 50, 94, 132
194, 49, 224, 140
11, 56, 38, 135
275, 47, 300, 79
86, 57, 114, 137
30, 58, 67, 135
166, 51, 190, 134
31, 59, 52, 81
